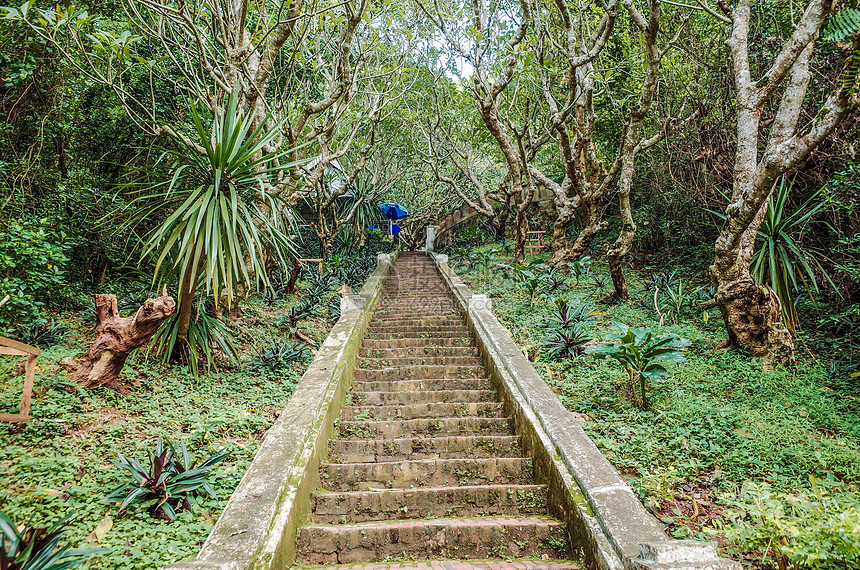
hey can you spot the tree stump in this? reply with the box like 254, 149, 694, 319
61, 291, 176, 392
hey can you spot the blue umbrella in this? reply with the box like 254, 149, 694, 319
391, 223, 402, 235
379, 202, 408, 220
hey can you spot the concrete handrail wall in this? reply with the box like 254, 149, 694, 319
429, 252, 741, 570
165, 253, 397, 570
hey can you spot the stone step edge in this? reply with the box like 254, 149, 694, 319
295, 558, 579, 570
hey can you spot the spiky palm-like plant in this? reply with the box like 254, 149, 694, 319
751, 177, 836, 333
127, 91, 307, 365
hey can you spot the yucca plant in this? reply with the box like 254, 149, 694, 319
751, 177, 837, 333
1, 511, 100, 570
125, 90, 308, 364
104, 438, 230, 522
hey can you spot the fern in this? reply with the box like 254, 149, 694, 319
823, 9, 860, 95
823, 8, 860, 42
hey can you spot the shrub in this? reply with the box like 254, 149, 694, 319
585, 323, 690, 408
246, 340, 308, 376
103, 437, 230, 521
712, 476, 860, 569
0, 510, 100, 569
0, 218, 70, 334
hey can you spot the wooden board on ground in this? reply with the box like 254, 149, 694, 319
0, 335, 40, 422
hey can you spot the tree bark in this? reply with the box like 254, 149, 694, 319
174, 267, 197, 356
711, 0, 856, 359
61, 293, 176, 392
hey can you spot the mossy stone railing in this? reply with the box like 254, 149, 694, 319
165, 253, 396, 570
429, 252, 741, 570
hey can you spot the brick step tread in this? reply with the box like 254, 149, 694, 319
369, 316, 464, 323
296, 517, 565, 565
311, 484, 548, 523
358, 356, 483, 368
301, 558, 579, 570
341, 402, 503, 420
320, 457, 532, 491
350, 380, 491, 393
367, 323, 469, 336
354, 366, 486, 381
350, 390, 496, 406
337, 417, 514, 439
359, 345, 480, 358
363, 338, 475, 348
328, 435, 521, 463
365, 332, 473, 341
373, 310, 460, 318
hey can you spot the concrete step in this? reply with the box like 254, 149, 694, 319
311, 484, 548, 523
369, 316, 464, 325
337, 417, 514, 439
341, 402, 503, 421
299, 560, 579, 570
363, 331, 473, 341
328, 435, 522, 462
350, 379, 491, 393
358, 356, 483, 369
320, 458, 532, 491
362, 338, 474, 349
360, 346, 479, 359
351, 390, 497, 406
354, 365, 486, 381
373, 309, 460, 318
296, 516, 565, 564
368, 325, 470, 335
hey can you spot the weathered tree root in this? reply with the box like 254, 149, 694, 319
61, 290, 176, 392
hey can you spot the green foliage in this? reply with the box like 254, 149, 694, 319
148, 302, 240, 376
543, 324, 592, 360
585, 324, 690, 409
11, 318, 68, 348
823, 8, 860, 42
639, 271, 703, 324
751, 177, 836, 333
0, 510, 99, 570
246, 340, 308, 376
0, 219, 70, 334
545, 297, 600, 330
713, 476, 860, 569
127, 91, 304, 306
103, 438, 230, 522
564, 256, 593, 287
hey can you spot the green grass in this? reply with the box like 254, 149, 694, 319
450, 243, 860, 567
0, 293, 332, 569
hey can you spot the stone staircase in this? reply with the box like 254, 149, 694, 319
296, 252, 576, 569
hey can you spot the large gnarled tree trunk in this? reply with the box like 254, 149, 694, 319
62, 292, 176, 392
711, 0, 858, 359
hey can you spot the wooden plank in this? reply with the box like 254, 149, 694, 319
0, 335, 40, 356
19, 354, 36, 418
0, 347, 29, 356
0, 413, 30, 422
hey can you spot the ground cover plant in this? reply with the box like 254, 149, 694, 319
0, 284, 335, 569
446, 239, 860, 569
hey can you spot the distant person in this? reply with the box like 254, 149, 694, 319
408, 238, 417, 251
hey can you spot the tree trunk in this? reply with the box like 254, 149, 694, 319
550, 205, 576, 264
608, 159, 637, 300
514, 207, 529, 262
61, 293, 176, 392
174, 267, 196, 355
551, 198, 603, 263
286, 258, 302, 294
715, 277, 794, 361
